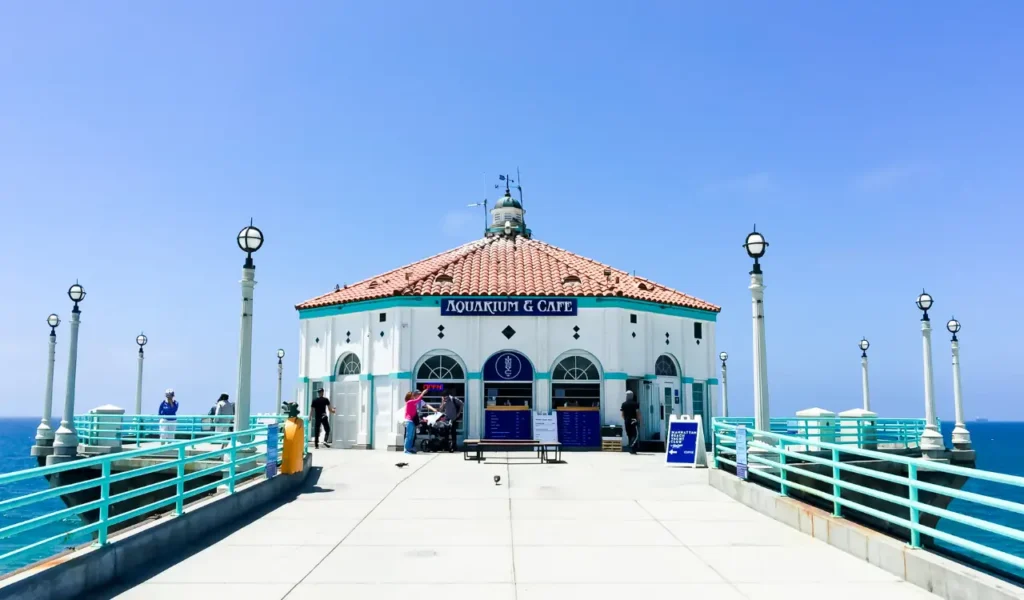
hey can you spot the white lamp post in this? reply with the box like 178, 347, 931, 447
859, 338, 871, 412
719, 351, 729, 417
276, 349, 285, 410
33, 314, 61, 455
916, 290, 945, 458
51, 282, 85, 462
744, 228, 771, 440
135, 333, 147, 415
947, 318, 971, 450
234, 221, 263, 439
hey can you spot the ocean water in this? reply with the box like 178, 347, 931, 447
0, 418, 1021, 577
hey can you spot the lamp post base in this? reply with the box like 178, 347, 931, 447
52, 424, 79, 460
919, 426, 947, 460
32, 422, 55, 457
951, 425, 972, 451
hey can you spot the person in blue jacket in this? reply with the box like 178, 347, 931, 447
159, 389, 179, 442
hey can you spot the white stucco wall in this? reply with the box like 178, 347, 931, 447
298, 301, 718, 450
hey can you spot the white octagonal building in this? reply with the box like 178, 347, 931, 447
295, 189, 721, 451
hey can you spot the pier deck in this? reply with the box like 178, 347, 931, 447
95, 450, 938, 600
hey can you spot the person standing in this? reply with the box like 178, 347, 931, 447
439, 393, 463, 452
310, 389, 335, 449
621, 390, 640, 454
403, 388, 438, 454
158, 389, 179, 442
213, 393, 234, 433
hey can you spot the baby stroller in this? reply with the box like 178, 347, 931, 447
418, 412, 454, 453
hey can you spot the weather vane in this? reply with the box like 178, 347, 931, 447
494, 169, 524, 206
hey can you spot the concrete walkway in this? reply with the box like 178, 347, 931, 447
104, 450, 939, 600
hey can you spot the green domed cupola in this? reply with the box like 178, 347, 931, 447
493, 191, 522, 210
488, 189, 529, 238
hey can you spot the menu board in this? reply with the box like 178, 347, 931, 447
556, 408, 601, 447
532, 413, 558, 443
485, 408, 533, 440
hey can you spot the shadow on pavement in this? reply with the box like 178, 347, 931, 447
84, 466, 325, 600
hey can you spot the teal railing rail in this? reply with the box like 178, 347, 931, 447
0, 423, 288, 574
72, 414, 288, 445
711, 419, 1024, 579
714, 417, 927, 448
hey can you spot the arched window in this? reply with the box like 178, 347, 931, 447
655, 355, 678, 377
416, 355, 465, 380
552, 355, 600, 381
337, 353, 361, 375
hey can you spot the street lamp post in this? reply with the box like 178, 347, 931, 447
859, 338, 871, 412
947, 318, 971, 450
32, 314, 61, 456
744, 227, 771, 440
719, 352, 729, 417
276, 349, 285, 410
51, 282, 85, 463
135, 333, 147, 415
916, 290, 946, 458
235, 221, 263, 439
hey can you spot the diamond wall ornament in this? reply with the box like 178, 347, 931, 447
315, 337, 320, 343
345, 330, 351, 343
501, 325, 516, 340
438, 331, 445, 339
573, 333, 580, 340
380, 331, 385, 337
572, 325, 580, 332
631, 332, 636, 338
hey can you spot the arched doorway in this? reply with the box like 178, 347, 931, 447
551, 352, 603, 447
482, 350, 534, 440
331, 352, 361, 448
648, 354, 680, 443
414, 352, 468, 444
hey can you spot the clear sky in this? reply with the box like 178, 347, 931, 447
1, 2, 1022, 420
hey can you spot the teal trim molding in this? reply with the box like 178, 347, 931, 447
467, 371, 482, 380
298, 295, 718, 322
707, 378, 719, 385
358, 374, 374, 381
643, 374, 658, 381
605, 372, 628, 380
392, 371, 413, 379
682, 377, 695, 384
298, 376, 310, 383
534, 372, 551, 380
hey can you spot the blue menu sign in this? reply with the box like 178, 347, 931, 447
665, 418, 700, 466
485, 409, 533, 440
266, 423, 279, 479
556, 409, 601, 447
735, 425, 748, 480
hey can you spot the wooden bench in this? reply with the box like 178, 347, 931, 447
463, 439, 562, 463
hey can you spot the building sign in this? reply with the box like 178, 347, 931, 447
735, 425, 748, 479
533, 413, 558, 443
665, 415, 703, 468
483, 350, 534, 382
440, 297, 577, 317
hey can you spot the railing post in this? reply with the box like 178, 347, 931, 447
712, 425, 719, 469
831, 447, 842, 517
175, 445, 185, 515
779, 439, 788, 497
98, 461, 111, 545
228, 434, 237, 494
908, 463, 921, 548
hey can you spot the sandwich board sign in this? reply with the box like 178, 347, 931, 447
532, 413, 558, 444
665, 414, 706, 468
735, 425, 748, 480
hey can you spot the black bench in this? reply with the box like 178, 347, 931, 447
463, 439, 562, 463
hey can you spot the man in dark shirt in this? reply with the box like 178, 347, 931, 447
620, 390, 640, 454
311, 389, 335, 449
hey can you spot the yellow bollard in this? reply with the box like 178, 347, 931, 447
281, 416, 305, 475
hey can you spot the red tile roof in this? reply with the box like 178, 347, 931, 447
295, 236, 720, 312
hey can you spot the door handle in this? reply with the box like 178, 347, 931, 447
660, 406, 665, 419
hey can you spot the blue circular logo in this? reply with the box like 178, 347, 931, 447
495, 352, 523, 380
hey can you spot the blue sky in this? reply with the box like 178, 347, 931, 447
1, 2, 1022, 420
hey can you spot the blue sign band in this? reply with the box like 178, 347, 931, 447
441, 297, 578, 317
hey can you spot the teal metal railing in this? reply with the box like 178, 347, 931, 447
0, 423, 289, 574
711, 418, 1024, 578
714, 417, 927, 448
72, 414, 288, 445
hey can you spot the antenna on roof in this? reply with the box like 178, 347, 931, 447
516, 167, 524, 207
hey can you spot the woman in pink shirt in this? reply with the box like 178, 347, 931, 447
403, 389, 438, 454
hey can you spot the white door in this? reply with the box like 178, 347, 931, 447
309, 381, 325, 441
640, 380, 661, 441
656, 377, 679, 441
372, 376, 392, 451
331, 379, 360, 448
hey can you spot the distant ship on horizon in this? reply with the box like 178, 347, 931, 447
974, 418, 990, 423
